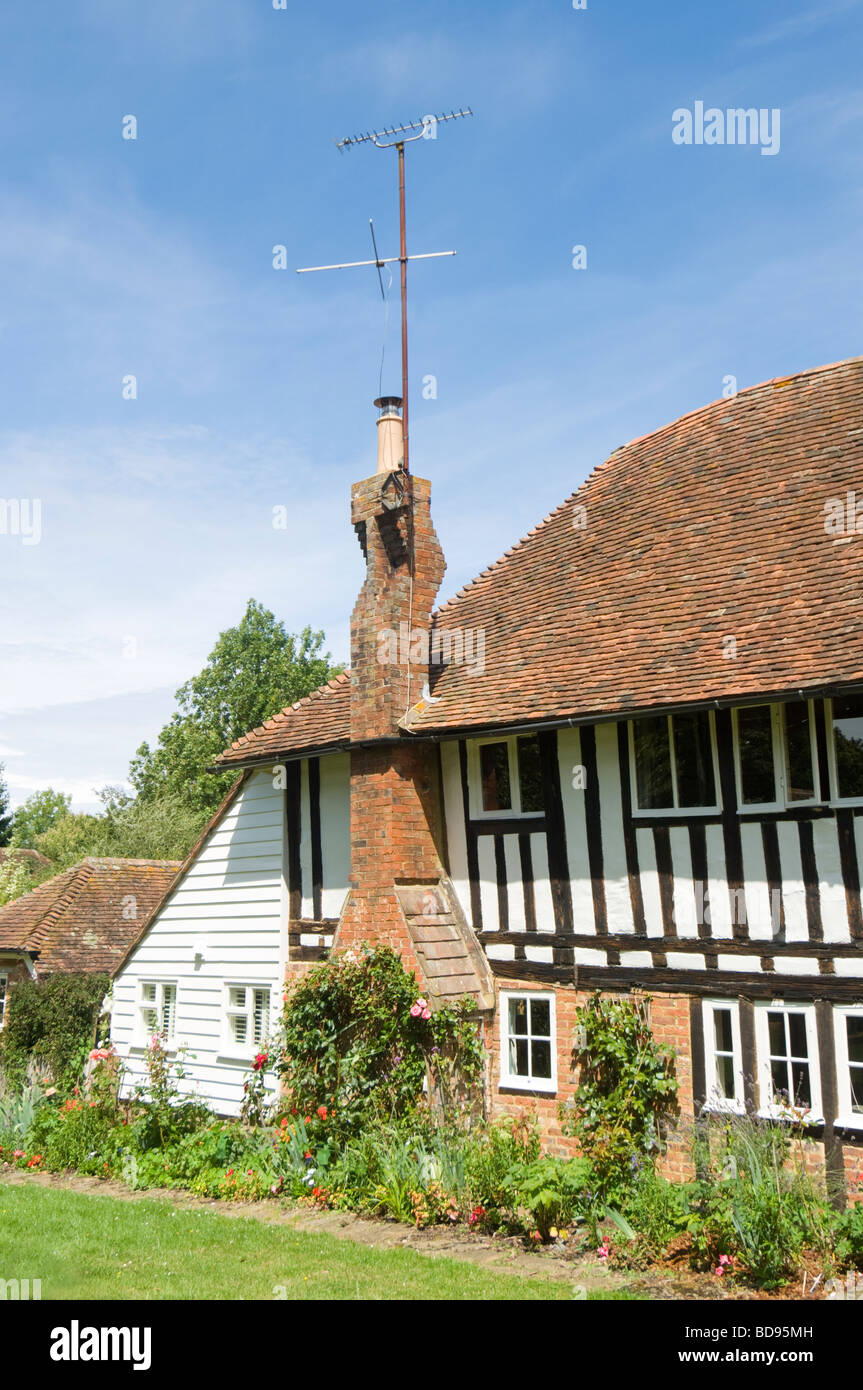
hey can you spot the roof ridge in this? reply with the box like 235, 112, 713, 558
227, 669, 351, 751
433, 356, 863, 622
81, 856, 183, 868
25, 861, 95, 953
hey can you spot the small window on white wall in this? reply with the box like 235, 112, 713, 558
471, 735, 544, 818
224, 985, 271, 1053
754, 1003, 821, 1121
702, 1000, 744, 1112
834, 1007, 863, 1129
138, 981, 177, 1044
500, 992, 556, 1093
0, 972, 8, 1029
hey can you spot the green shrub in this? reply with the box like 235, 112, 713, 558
121, 1120, 274, 1198
834, 1203, 863, 1269
618, 1161, 690, 1260
276, 946, 483, 1138
463, 1115, 540, 1229
560, 992, 678, 1206
0, 973, 109, 1085
27, 1095, 124, 1176
502, 1155, 592, 1241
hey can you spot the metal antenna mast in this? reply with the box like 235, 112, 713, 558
297, 107, 472, 472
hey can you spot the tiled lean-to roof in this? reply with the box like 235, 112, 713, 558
217, 357, 863, 763
0, 858, 181, 975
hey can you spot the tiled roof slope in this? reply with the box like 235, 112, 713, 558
0, 858, 180, 975
215, 671, 351, 768
412, 357, 863, 732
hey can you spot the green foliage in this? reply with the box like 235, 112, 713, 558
28, 1096, 125, 1176
34, 792, 205, 869
560, 992, 678, 1204
462, 1115, 540, 1229
0, 764, 12, 846
129, 601, 342, 815
0, 973, 109, 1085
122, 1120, 274, 1198
501, 1155, 592, 1241
276, 946, 484, 1138
833, 1202, 863, 1269
0, 854, 33, 905
615, 1161, 691, 1263
11, 788, 72, 848
128, 1032, 210, 1150
31, 813, 101, 869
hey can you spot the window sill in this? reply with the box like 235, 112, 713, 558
499, 1077, 557, 1096
756, 1108, 823, 1127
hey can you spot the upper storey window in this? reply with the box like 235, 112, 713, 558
830, 695, 863, 803
472, 734, 544, 818
630, 711, 719, 813
733, 701, 819, 811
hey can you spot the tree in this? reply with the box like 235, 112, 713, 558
11, 788, 72, 848
129, 599, 342, 814
0, 764, 12, 846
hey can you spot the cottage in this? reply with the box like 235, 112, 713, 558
112, 357, 863, 1199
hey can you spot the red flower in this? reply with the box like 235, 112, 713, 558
316, 1105, 328, 1120
253, 1051, 269, 1072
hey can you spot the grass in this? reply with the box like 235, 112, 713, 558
0, 1181, 637, 1301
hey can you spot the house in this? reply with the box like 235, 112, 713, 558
112, 358, 863, 1199
0, 858, 180, 1029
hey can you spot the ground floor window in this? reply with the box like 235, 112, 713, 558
224, 984, 271, 1052
500, 991, 556, 1093
702, 999, 744, 1112
138, 980, 177, 1044
0, 972, 7, 1028
754, 1003, 821, 1121
834, 1007, 863, 1128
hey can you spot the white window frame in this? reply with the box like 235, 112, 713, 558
221, 983, 272, 1059
702, 999, 745, 1114
827, 696, 863, 808
499, 990, 557, 1094
136, 979, 177, 1046
0, 971, 8, 1029
833, 1006, 863, 1130
469, 734, 544, 821
732, 700, 821, 813
754, 1002, 822, 1123
628, 711, 721, 817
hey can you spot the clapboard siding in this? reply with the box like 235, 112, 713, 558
112, 769, 285, 1116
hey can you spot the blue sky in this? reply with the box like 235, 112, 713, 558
1, 0, 861, 810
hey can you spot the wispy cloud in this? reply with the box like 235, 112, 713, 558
737, 0, 863, 48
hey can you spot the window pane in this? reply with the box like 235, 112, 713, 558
770, 1058, 788, 1099
716, 1052, 735, 1100
229, 987, 246, 1009
767, 1011, 785, 1057
142, 983, 156, 1002
674, 711, 716, 807
143, 1007, 158, 1033
480, 742, 511, 811
530, 998, 551, 1037
847, 1015, 863, 1066
791, 1061, 811, 1108
737, 706, 777, 805
253, 991, 270, 1046
531, 1040, 552, 1079
509, 1037, 529, 1076
162, 985, 176, 1038
517, 735, 544, 813
713, 1007, 733, 1055
633, 716, 673, 809
509, 997, 528, 1036
787, 1012, 808, 1060
833, 696, 863, 800
850, 1065, 863, 1114
784, 702, 816, 802
232, 1015, 248, 1044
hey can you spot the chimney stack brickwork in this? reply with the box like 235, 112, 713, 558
334, 462, 449, 968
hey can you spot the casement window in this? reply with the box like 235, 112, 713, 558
138, 980, 177, 1044
0, 972, 7, 1029
701, 1000, 745, 1113
224, 985, 271, 1053
629, 710, 719, 813
829, 695, 863, 804
471, 734, 544, 818
754, 1003, 822, 1121
733, 701, 820, 811
500, 991, 556, 1093
833, 1007, 863, 1129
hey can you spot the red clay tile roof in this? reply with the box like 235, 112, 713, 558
0, 858, 180, 976
217, 358, 863, 760
214, 671, 351, 768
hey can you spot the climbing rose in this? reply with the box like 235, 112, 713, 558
410, 1004, 421, 1018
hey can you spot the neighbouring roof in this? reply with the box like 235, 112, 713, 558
0, 858, 181, 975
217, 357, 863, 762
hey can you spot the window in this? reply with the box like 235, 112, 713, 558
224, 985, 271, 1053
0, 973, 7, 1029
138, 980, 177, 1044
630, 711, 718, 813
829, 695, 863, 803
702, 1000, 744, 1112
500, 992, 556, 1092
754, 1004, 821, 1121
834, 1007, 863, 1128
733, 701, 819, 810
473, 734, 544, 817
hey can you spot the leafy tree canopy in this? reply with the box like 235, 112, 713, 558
129, 600, 342, 815
11, 788, 72, 848
0, 764, 12, 846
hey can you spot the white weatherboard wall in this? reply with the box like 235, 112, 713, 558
112, 769, 285, 1116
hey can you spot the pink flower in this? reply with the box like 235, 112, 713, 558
410, 1004, 421, 1018
421, 1008, 431, 1020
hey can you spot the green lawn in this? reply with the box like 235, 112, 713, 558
0, 1181, 633, 1301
